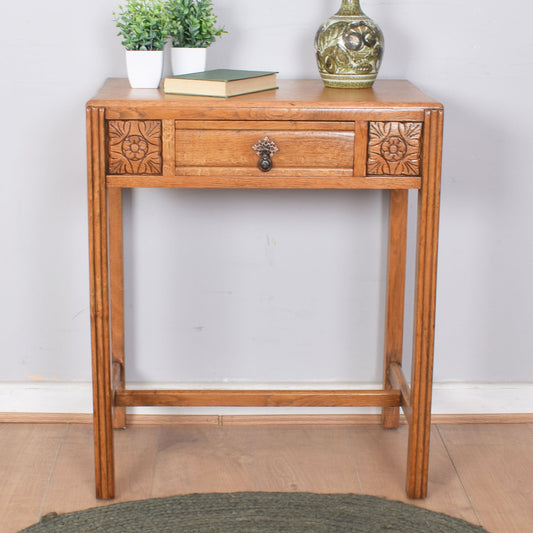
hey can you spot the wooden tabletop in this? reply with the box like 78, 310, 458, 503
88, 78, 443, 110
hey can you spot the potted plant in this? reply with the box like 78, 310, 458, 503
166, 0, 226, 75
114, 0, 170, 88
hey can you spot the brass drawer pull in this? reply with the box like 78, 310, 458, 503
252, 137, 279, 172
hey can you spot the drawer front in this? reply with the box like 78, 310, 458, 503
175, 121, 355, 177
104, 119, 424, 187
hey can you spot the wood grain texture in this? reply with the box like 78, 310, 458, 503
108, 188, 126, 430
12, 422, 533, 532
115, 389, 401, 408
347, 425, 480, 525
41, 424, 109, 515
0, 424, 66, 533
41, 425, 159, 517
3, 412, 533, 425
175, 120, 355, 130
438, 424, 533, 532
389, 362, 412, 424
245, 425, 362, 493
87, 106, 115, 499
382, 190, 408, 428
175, 128, 354, 173
162, 119, 176, 176
106, 174, 422, 189
88, 79, 441, 116
86, 79, 443, 501
353, 120, 369, 176
406, 109, 443, 498
151, 425, 257, 497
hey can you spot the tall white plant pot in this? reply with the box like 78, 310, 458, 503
170, 47, 207, 75
126, 50, 164, 89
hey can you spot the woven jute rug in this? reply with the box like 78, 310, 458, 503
20, 492, 488, 532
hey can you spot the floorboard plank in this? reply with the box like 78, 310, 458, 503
438, 424, 533, 533
151, 425, 257, 497
247, 425, 362, 493
42, 425, 159, 516
0, 424, 66, 533
3, 422, 533, 532
345, 424, 481, 525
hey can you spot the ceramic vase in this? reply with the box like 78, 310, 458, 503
170, 47, 207, 76
315, 0, 384, 88
125, 50, 164, 89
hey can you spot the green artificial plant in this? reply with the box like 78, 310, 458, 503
114, 0, 170, 51
166, 0, 226, 48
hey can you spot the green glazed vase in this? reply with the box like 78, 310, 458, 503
315, 0, 384, 88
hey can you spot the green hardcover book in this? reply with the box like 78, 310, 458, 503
163, 69, 278, 97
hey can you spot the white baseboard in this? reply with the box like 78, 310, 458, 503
1, 381, 532, 416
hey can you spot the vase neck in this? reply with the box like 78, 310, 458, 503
336, 0, 364, 16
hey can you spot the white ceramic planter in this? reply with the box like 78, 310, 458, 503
126, 50, 164, 89
170, 47, 207, 76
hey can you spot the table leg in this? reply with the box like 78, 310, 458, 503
406, 109, 443, 499
87, 106, 115, 499
382, 189, 408, 428
109, 188, 126, 429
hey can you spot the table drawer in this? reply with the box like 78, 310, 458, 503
175, 121, 355, 177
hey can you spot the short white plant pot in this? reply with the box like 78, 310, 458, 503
170, 47, 207, 76
126, 50, 164, 89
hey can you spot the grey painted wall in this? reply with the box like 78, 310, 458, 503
1, 0, 532, 388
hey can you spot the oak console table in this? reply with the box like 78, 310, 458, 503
86, 78, 443, 500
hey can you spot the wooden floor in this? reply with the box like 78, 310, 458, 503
2, 420, 533, 533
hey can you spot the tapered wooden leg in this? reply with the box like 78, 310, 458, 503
382, 189, 408, 428
406, 109, 443, 499
87, 106, 115, 500
109, 187, 126, 429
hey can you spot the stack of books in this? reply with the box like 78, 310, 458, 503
163, 69, 278, 97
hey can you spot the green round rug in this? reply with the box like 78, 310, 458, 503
20, 493, 488, 532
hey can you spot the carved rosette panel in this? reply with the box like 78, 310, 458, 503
367, 122, 423, 176
107, 120, 162, 175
